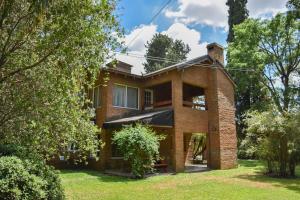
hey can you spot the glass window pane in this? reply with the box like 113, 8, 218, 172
93, 87, 98, 108
127, 87, 138, 108
144, 90, 152, 106
113, 85, 126, 107
98, 87, 101, 107
93, 86, 101, 108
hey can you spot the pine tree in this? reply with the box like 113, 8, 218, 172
143, 33, 190, 73
226, 0, 249, 43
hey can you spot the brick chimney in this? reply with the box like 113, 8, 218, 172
207, 43, 224, 65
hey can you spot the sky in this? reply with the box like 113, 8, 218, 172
115, 0, 288, 75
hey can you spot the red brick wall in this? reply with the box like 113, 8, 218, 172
93, 64, 237, 172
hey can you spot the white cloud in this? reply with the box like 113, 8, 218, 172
125, 24, 157, 52
164, 0, 288, 28
248, 0, 287, 18
116, 24, 157, 75
116, 23, 208, 75
165, 0, 228, 28
162, 23, 208, 59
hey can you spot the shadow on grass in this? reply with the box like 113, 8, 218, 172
60, 169, 136, 183
238, 160, 263, 168
235, 162, 300, 194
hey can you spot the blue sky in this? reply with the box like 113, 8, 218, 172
115, 0, 288, 74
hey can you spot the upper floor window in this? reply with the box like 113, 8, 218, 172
113, 84, 138, 109
89, 85, 101, 109
144, 89, 153, 109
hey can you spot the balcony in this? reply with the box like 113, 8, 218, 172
144, 81, 172, 110
182, 83, 206, 111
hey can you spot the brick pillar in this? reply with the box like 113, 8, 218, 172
172, 75, 185, 172
207, 68, 221, 169
99, 129, 110, 170
206, 68, 237, 169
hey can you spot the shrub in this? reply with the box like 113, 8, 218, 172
112, 123, 165, 178
0, 144, 41, 160
24, 161, 65, 200
245, 109, 300, 177
0, 156, 64, 200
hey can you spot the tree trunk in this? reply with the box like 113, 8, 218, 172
279, 135, 288, 177
289, 161, 296, 177
267, 160, 273, 174
278, 76, 290, 177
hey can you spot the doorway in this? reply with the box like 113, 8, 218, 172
184, 133, 208, 172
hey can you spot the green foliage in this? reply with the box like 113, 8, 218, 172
227, 12, 300, 156
287, 0, 300, 12
245, 109, 300, 177
226, 0, 249, 43
0, 156, 64, 200
228, 14, 300, 113
112, 124, 165, 178
226, 0, 263, 144
143, 33, 190, 73
0, 0, 122, 160
192, 134, 206, 160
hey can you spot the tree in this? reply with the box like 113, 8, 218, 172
0, 0, 122, 160
226, 0, 260, 145
192, 134, 206, 161
228, 14, 300, 176
226, 0, 249, 43
287, 0, 300, 11
144, 33, 190, 73
245, 109, 300, 177
112, 124, 165, 178
287, 0, 300, 19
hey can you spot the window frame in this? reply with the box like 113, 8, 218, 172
144, 89, 154, 110
113, 83, 139, 110
92, 85, 102, 109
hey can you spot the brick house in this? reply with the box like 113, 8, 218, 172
86, 42, 237, 172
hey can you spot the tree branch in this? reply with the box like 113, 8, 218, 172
0, 49, 55, 84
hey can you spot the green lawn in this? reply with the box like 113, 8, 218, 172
60, 160, 300, 200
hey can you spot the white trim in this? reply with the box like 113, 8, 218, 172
113, 83, 139, 110
144, 89, 154, 110
91, 85, 102, 109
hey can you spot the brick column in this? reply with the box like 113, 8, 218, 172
172, 74, 185, 172
207, 68, 221, 169
206, 68, 237, 169
99, 129, 109, 170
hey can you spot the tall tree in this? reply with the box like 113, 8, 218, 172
226, 0, 249, 43
228, 14, 300, 176
0, 0, 122, 160
287, 0, 300, 19
226, 0, 262, 144
143, 33, 190, 73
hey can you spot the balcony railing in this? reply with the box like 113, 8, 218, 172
144, 100, 172, 110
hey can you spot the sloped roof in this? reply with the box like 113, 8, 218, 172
103, 55, 235, 86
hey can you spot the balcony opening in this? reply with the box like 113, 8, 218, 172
144, 81, 172, 110
182, 83, 206, 111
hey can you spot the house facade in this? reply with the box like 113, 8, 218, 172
86, 43, 237, 172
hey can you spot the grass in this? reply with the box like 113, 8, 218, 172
60, 160, 300, 200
